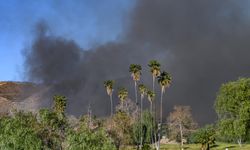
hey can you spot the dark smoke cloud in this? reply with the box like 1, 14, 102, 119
24, 22, 148, 116
24, 0, 250, 124
127, 0, 250, 124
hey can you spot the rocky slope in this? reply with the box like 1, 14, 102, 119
0, 81, 49, 114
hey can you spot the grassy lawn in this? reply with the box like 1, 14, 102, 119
161, 143, 250, 150
161, 143, 248, 150
125, 143, 250, 150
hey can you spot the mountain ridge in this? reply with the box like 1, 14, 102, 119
0, 81, 49, 114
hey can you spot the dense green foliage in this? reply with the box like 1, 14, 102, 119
189, 125, 216, 150
65, 124, 115, 150
215, 78, 250, 144
107, 111, 133, 149
53, 95, 67, 116
132, 111, 154, 145
0, 112, 42, 150
0, 60, 248, 149
141, 111, 154, 144
38, 108, 66, 149
0, 95, 117, 150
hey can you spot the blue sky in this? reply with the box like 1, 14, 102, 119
0, 0, 134, 81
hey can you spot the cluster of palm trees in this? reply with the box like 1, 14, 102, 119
104, 60, 171, 150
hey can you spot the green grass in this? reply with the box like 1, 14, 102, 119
125, 143, 250, 150
161, 143, 250, 150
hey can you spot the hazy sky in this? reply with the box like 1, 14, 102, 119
0, 0, 134, 81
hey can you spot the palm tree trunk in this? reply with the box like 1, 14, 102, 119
140, 95, 143, 149
134, 81, 140, 149
150, 102, 153, 115
152, 76, 155, 92
207, 143, 210, 150
152, 76, 156, 126
110, 94, 113, 117
179, 123, 183, 149
150, 102, 154, 148
160, 88, 163, 124
237, 138, 242, 147
134, 81, 138, 104
158, 88, 164, 150
152, 76, 157, 147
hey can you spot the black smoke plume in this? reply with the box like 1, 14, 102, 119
24, 0, 250, 124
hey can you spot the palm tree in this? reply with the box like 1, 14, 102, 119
148, 60, 161, 92
53, 95, 67, 120
148, 60, 161, 148
118, 87, 128, 110
147, 90, 156, 148
157, 71, 171, 149
129, 64, 142, 105
138, 84, 147, 112
104, 80, 114, 117
147, 90, 155, 114
138, 84, 147, 149
157, 71, 171, 124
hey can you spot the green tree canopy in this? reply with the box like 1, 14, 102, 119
53, 95, 67, 115
65, 123, 115, 150
104, 80, 114, 96
118, 87, 128, 105
157, 71, 171, 93
0, 112, 42, 150
138, 84, 147, 99
132, 110, 154, 145
190, 125, 216, 150
129, 64, 142, 82
148, 60, 161, 78
215, 78, 250, 146
105, 111, 133, 149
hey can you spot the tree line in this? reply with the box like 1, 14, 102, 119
104, 60, 171, 150
0, 60, 249, 150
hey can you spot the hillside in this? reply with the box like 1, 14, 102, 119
0, 96, 12, 114
0, 81, 37, 101
0, 81, 48, 113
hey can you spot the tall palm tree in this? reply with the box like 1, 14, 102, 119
104, 80, 114, 117
147, 90, 156, 148
118, 87, 128, 110
157, 71, 171, 149
138, 84, 147, 149
148, 60, 161, 92
148, 60, 161, 148
129, 64, 142, 105
157, 71, 171, 124
138, 84, 147, 112
147, 90, 155, 114
129, 64, 142, 149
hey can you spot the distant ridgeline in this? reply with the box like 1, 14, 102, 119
0, 81, 35, 100
0, 81, 43, 114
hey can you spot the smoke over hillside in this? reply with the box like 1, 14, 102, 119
23, 0, 250, 124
